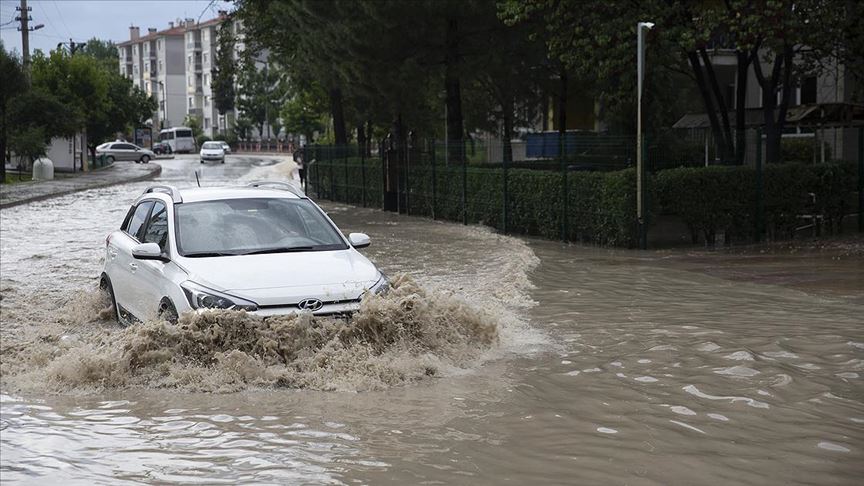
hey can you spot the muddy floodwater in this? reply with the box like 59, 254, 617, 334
1, 156, 862, 484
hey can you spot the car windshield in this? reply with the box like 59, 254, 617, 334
202, 142, 222, 149
175, 198, 348, 257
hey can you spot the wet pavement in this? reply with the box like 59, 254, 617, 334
0, 154, 862, 484
0, 161, 161, 209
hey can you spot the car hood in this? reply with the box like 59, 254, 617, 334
176, 249, 380, 306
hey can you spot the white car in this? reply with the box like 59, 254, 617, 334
199, 141, 225, 164
214, 140, 231, 154
100, 181, 388, 324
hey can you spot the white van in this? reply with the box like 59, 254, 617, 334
158, 127, 196, 153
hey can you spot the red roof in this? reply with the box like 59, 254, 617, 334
117, 25, 186, 47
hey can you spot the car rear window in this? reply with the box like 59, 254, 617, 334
175, 130, 193, 138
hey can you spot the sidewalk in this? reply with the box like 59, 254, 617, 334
0, 161, 162, 209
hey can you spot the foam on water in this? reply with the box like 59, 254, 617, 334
2, 275, 503, 393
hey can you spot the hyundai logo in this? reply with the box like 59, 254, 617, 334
297, 298, 323, 311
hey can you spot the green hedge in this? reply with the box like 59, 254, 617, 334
310, 153, 857, 248
656, 162, 857, 244
310, 158, 639, 246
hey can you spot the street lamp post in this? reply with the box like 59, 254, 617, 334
636, 21, 654, 250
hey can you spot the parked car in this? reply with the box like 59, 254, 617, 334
152, 141, 173, 155
100, 181, 388, 324
95, 142, 155, 163
213, 140, 231, 154
199, 141, 225, 164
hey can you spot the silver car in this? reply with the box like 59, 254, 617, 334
96, 142, 155, 164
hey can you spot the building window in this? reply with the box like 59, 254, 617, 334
204, 96, 210, 106
158, 60, 163, 72
203, 74, 209, 86
204, 118, 210, 129
203, 53, 208, 63
801, 76, 817, 105
187, 76, 192, 87
188, 54, 192, 65
189, 97, 193, 108
157, 39, 161, 50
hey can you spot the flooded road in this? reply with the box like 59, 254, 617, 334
1, 156, 862, 484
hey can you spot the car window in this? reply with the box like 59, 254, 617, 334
176, 130, 193, 138
175, 198, 348, 256
202, 142, 221, 149
116, 143, 137, 150
141, 201, 169, 253
124, 201, 154, 241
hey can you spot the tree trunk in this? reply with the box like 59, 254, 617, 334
557, 68, 567, 160
734, 50, 750, 165
502, 106, 513, 164
445, 16, 464, 163
365, 120, 372, 156
357, 123, 366, 156
687, 51, 731, 165
698, 48, 734, 163
754, 45, 792, 164
329, 86, 347, 145
0, 108, 6, 184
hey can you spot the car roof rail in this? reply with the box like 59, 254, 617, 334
142, 185, 183, 203
245, 180, 306, 198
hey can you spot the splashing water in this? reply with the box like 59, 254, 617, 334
2, 275, 501, 393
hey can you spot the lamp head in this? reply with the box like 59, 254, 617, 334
639, 22, 655, 30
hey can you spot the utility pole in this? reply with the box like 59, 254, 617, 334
17, 0, 30, 83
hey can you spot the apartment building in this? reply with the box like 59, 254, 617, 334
118, 13, 272, 141
117, 24, 186, 131
184, 14, 227, 139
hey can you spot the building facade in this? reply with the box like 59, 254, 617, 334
118, 13, 274, 142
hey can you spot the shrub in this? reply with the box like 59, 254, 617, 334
196, 135, 212, 148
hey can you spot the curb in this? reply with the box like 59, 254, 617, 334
0, 163, 162, 210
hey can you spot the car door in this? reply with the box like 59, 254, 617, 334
111, 200, 153, 322
136, 201, 171, 320
117, 143, 138, 161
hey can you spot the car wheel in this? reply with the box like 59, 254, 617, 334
200, 160, 205, 164
158, 298, 178, 324
106, 155, 115, 164
221, 159, 225, 164
141, 155, 150, 164
99, 274, 119, 322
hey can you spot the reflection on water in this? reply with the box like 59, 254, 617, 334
1, 156, 862, 484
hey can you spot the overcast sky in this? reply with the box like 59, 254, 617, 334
1, 0, 234, 55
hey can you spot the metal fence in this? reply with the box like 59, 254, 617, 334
304, 128, 864, 248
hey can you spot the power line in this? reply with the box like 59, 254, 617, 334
50, 0, 74, 39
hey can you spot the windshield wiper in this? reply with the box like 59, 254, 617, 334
240, 246, 316, 255
184, 251, 241, 258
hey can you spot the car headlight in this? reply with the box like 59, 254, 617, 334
369, 272, 390, 296
180, 281, 258, 311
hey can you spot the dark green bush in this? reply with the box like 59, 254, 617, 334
310, 158, 639, 247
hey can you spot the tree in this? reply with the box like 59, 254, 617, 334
211, 18, 237, 126
80, 38, 119, 69
281, 85, 327, 143
0, 43, 28, 182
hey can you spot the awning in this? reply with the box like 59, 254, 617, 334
672, 103, 864, 129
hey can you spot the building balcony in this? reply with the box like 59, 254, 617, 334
187, 85, 204, 95
188, 108, 203, 117
187, 41, 202, 50
193, 61, 203, 72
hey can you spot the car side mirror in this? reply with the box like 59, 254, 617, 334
132, 242, 168, 261
348, 232, 370, 248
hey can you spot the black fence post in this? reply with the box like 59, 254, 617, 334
503, 150, 509, 233
315, 152, 321, 199
344, 147, 349, 203
431, 140, 437, 219
329, 146, 335, 200
462, 141, 467, 225
858, 126, 863, 232
361, 148, 367, 208
755, 128, 764, 242
640, 135, 648, 249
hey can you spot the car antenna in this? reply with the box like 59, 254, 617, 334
195, 170, 201, 187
